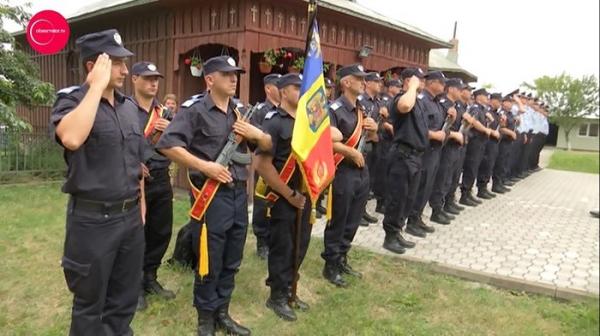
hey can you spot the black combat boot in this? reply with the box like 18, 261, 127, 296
322, 262, 348, 287
459, 193, 478, 207
266, 291, 297, 321
144, 271, 175, 300
197, 309, 216, 336
339, 256, 362, 278
382, 234, 406, 254
430, 209, 451, 225
215, 303, 251, 335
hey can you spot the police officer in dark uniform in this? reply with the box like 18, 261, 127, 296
50, 29, 145, 335
373, 79, 400, 214
323, 64, 378, 286
157, 56, 271, 336
255, 73, 312, 322
460, 88, 501, 206
251, 73, 281, 260
492, 94, 518, 192
444, 84, 473, 212
429, 78, 467, 224
358, 72, 383, 226
406, 71, 453, 235
476, 93, 503, 199
130, 61, 176, 311
381, 67, 427, 254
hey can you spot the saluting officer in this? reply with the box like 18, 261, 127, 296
50, 29, 145, 335
381, 67, 427, 254
251, 73, 282, 260
323, 64, 378, 287
406, 70, 453, 234
157, 56, 271, 336
255, 73, 312, 322
130, 61, 176, 311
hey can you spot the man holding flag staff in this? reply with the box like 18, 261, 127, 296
157, 55, 271, 336
256, 73, 313, 321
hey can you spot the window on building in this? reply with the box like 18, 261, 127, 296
578, 122, 599, 137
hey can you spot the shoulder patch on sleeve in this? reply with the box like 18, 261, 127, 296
57, 86, 80, 95
264, 111, 278, 120
181, 96, 201, 108
330, 101, 341, 110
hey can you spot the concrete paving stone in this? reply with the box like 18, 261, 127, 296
543, 264, 560, 273
570, 278, 589, 290
512, 267, 529, 276
322, 162, 599, 296
527, 266, 545, 274
540, 272, 558, 282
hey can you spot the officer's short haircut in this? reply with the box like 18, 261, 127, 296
81, 53, 101, 73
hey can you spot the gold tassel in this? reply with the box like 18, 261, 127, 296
198, 222, 209, 278
326, 186, 333, 221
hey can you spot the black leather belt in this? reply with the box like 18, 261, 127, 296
394, 143, 425, 156
146, 168, 170, 182
71, 196, 139, 215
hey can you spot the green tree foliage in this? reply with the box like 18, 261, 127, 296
524, 73, 599, 150
0, 1, 55, 131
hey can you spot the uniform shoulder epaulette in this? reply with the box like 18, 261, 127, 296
57, 86, 80, 96
417, 93, 424, 100
181, 95, 202, 108
264, 111, 278, 120
330, 101, 341, 110
256, 102, 266, 110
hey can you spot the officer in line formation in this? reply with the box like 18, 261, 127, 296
52, 28, 550, 336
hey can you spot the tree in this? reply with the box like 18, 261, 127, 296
0, 1, 54, 131
523, 73, 599, 151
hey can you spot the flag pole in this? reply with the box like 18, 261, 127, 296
289, 0, 318, 307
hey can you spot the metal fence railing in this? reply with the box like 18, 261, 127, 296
0, 130, 65, 183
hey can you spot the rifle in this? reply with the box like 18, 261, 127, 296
356, 95, 374, 154
440, 115, 453, 146
215, 103, 258, 174
458, 119, 471, 145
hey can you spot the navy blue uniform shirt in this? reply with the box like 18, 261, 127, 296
155, 93, 254, 183
388, 90, 430, 152
50, 84, 146, 201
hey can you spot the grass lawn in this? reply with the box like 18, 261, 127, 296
547, 150, 599, 174
0, 183, 598, 335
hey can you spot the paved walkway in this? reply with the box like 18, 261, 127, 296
312, 149, 600, 297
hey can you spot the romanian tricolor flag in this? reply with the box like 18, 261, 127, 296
291, 2, 336, 207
